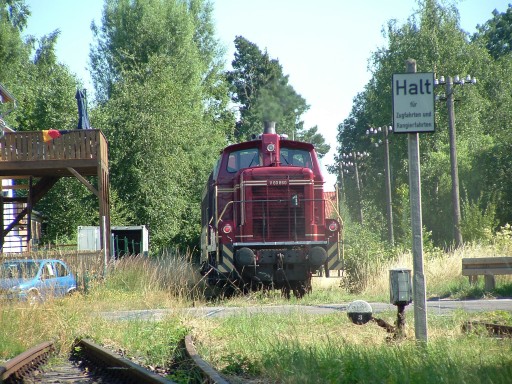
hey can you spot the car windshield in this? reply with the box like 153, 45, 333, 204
0, 261, 39, 279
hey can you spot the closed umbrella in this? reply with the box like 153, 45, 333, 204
75, 89, 91, 129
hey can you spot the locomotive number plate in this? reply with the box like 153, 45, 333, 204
268, 180, 289, 186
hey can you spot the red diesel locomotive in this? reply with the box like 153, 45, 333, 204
200, 122, 342, 297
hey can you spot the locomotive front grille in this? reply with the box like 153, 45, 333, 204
249, 184, 306, 241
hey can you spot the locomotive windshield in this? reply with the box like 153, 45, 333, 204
280, 147, 313, 169
227, 148, 261, 173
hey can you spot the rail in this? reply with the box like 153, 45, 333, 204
75, 338, 174, 383
461, 256, 512, 290
0, 341, 54, 382
462, 321, 512, 337
184, 335, 229, 384
0, 336, 228, 383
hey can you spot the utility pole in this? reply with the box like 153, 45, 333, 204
435, 75, 476, 248
353, 154, 363, 225
367, 126, 395, 246
338, 159, 345, 202
383, 126, 394, 246
446, 77, 463, 248
341, 151, 368, 225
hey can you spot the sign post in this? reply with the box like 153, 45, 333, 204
392, 59, 429, 342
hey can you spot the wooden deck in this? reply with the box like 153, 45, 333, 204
0, 130, 108, 176
0, 130, 110, 255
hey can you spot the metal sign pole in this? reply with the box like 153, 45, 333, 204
406, 59, 428, 342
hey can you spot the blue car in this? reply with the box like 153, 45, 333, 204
0, 259, 77, 303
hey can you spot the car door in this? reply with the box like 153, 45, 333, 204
38, 262, 57, 299
52, 261, 76, 296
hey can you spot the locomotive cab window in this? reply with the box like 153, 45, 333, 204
227, 148, 261, 173
280, 148, 313, 169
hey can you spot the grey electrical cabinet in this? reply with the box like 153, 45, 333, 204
389, 268, 412, 305
77, 226, 101, 251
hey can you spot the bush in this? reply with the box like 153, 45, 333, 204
460, 194, 497, 244
341, 222, 396, 293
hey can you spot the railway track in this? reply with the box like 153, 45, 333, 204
462, 320, 512, 337
0, 336, 229, 384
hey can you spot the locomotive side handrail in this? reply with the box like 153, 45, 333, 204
216, 200, 234, 226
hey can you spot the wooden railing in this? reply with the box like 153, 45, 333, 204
0, 130, 107, 162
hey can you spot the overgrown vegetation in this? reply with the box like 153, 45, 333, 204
195, 312, 512, 384
8, 0, 512, 253
1, 242, 511, 383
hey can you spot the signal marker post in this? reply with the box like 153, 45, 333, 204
392, 59, 432, 342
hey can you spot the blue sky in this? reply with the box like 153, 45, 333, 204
23, 0, 511, 189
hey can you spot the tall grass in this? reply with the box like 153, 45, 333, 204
0, 296, 190, 370
193, 311, 512, 384
83, 252, 209, 310
0, 251, 202, 358
1, 241, 512, 383
363, 242, 512, 301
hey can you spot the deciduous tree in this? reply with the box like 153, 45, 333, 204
227, 36, 329, 157
90, 0, 231, 250
336, 0, 501, 247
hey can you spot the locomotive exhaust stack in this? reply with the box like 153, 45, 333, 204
263, 120, 276, 134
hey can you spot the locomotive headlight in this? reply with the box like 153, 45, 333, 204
328, 221, 339, 232
222, 223, 233, 234
267, 143, 275, 152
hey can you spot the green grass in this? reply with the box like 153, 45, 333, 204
195, 311, 512, 383
1, 246, 512, 383
0, 298, 191, 374
260, 337, 511, 384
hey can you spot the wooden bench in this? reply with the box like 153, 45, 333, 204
462, 257, 512, 291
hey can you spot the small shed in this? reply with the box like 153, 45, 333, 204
78, 225, 149, 257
